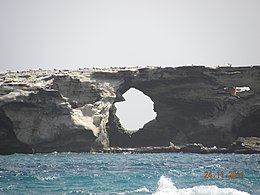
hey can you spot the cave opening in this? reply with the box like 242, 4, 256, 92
114, 88, 157, 133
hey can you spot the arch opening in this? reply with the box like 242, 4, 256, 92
115, 88, 157, 133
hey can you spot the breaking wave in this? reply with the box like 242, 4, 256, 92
153, 176, 250, 195
36, 175, 59, 181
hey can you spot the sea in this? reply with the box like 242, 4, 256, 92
0, 153, 259, 195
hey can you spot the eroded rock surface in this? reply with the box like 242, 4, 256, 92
0, 66, 259, 154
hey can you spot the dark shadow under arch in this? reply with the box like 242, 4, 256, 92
233, 109, 260, 138
0, 108, 31, 154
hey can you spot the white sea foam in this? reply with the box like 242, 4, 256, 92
134, 187, 150, 193
36, 175, 59, 181
116, 187, 150, 194
63, 190, 86, 195
0, 185, 16, 191
153, 176, 250, 195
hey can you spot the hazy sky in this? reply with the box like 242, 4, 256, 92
115, 88, 156, 130
0, 0, 260, 71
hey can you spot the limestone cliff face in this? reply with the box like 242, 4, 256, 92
0, 69, 122, 154
0, 66, 259, 154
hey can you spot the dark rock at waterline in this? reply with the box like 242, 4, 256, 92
0, 66, 260, 154
228, 137, 260, 154
102, 140, 260, 154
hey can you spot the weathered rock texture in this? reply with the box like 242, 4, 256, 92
0, 66, 259, 154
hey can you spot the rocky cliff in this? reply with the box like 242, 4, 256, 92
0, 66, 259, 154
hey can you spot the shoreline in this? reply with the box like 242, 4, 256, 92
1, 143, 259, 155
102, 145, 260, 154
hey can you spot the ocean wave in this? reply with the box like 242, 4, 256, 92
36, 175, 59, 181
116, 187, 150, 194
134, 187, 150, 193
153, 176, 250, 195
63, 190, 86, 194
0, 185, 16, 191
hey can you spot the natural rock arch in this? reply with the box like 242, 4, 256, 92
1, 66, 260, 153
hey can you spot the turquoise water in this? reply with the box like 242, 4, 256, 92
0, 153, 259, 195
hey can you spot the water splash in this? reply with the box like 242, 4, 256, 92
153, 176, 250, 195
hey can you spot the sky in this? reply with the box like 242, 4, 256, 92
115, 88, 156, 130
0, 0, 260, 71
